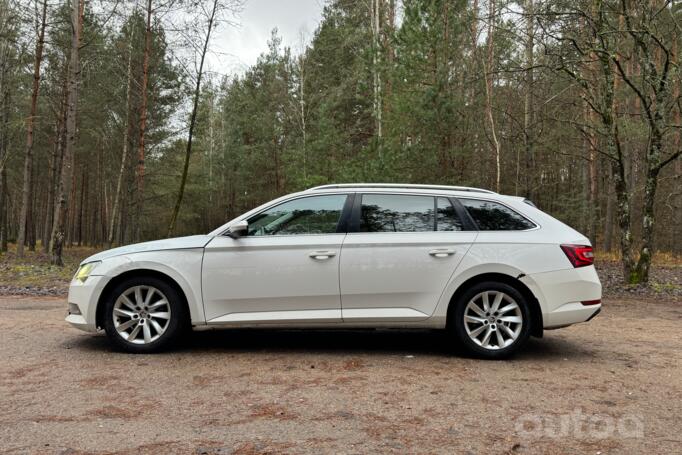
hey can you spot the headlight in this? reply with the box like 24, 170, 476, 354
73, 261, 101, 282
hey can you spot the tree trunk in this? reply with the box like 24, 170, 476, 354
523, 0, 534, 199
27, 171, 35, 251
0, 100, 6, 253
631, 93, 668, 282
633, 165, 658, 282
599, 44, 635, 279
371, 0, 382, 143
207, 91, 214, 228
77, 164, 86, 246
0, 34, 8, 253
17, 0, 48, 257
588, 117, 598, 249
673, 41, 682, 255
612, 148, 635, 280
67, 163, 77, 246
50, 0, 82, 266
167, 0, 219, 237
108, 17, 136, 247
135, 0, 153, 243
483, 0, 501, 192
0, 166, 6, 252
298, 53, 307, 181
48, 102, 66, 253
603, 168, 614, 252
44, 111, 61, 252
469, 0, 479, 167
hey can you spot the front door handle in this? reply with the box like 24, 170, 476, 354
309, 250, 337, 260
429, 248, 456, 258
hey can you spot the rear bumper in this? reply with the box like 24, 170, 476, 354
543, 301, 601, 328
521, 265, 602, 329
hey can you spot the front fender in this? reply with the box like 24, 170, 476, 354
92, 249, 206, 325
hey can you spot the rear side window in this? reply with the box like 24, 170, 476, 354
360, 194, 464, 232
459, 199, 536, 231
361, 194, 434, 232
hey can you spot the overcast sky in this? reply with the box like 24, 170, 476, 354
206, 0, 326, 76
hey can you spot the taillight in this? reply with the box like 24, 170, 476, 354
561, 244, 594, 268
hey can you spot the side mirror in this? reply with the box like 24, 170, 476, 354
227, 220, 248, 238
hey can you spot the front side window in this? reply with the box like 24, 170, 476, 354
459, 199, 536, 231
247, 195, 347, 236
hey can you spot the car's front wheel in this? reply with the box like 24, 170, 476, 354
450, 281, 532, 359
103, 277, 187, 353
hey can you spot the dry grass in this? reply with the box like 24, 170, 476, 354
595, 249, 682, 266
0, 243, 99, 289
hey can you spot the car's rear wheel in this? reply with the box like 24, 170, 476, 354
103, 277, 187, 353
450, 281, 532, 359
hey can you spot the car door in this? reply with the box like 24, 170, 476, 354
339, 193, 477, 322
202, 193, 351, 324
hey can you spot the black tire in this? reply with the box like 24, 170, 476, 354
103, 276, 188, 353
450, 281, 532, 360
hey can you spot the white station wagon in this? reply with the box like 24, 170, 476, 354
67, 184, 602, 358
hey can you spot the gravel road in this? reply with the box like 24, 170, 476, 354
1, 296, 681, 454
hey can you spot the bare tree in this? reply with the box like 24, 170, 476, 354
167, 0, 242, 237
43, 76, 67, 253
0, 0, 13, 253
612, 0, 682, 282
483, 0, 501, 192
50, 0, 83, 266
371, 0, 383, 141
134, 0, 153, 243
286, 31, 310, 183
108, 15, 136, 247
523, 0, 535, 199
17, 0, 48, 257
540, 0, 682, 283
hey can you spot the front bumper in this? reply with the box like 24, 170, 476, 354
65, 275, 107, 333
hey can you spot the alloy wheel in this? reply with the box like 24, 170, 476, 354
113, 285, 171, 345
463, 290, 523, 350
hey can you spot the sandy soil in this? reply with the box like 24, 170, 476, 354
0, 296, 681, 454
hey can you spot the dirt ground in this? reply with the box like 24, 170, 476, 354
0, 296, 681, 454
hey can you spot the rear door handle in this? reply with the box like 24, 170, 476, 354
309, 250, 337, 260
429, 248, 456, 258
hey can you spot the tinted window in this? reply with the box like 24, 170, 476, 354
459, 199, 536, 230
247, 195, 347, 236
436, 197, 463, 231
361, 194, 434, 232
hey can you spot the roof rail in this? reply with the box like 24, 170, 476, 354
308, 183, 497, 194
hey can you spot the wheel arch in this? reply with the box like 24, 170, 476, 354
95, 269, 191, 330
445, 272, 543, 338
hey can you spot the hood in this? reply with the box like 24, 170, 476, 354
82, 235, 214, 263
